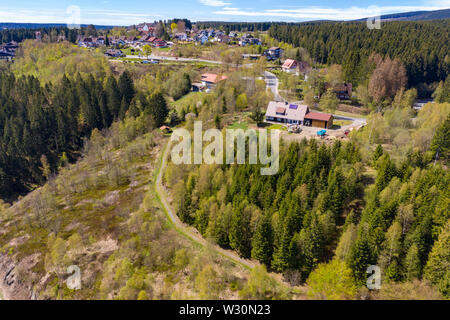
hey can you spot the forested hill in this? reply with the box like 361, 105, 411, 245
368, 9, 450, 21
268, 20, 450, 88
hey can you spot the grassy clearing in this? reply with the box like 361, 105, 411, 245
170, 92, 207, 113
333, 120, 353, 127
267, 124, 287, 131
228, 121, 249, 130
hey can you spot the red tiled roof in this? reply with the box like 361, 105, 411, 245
276, 107, 286, 114
201, 73, 227, 84
282, 59, 297, 69
304, 112, 333, 122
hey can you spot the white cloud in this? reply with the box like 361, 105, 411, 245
215, 4, 450, 21
198, 0, 231, 7
0, 8, 162, 26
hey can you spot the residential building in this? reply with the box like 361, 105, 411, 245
325, 83, 353, 100
282, 59, 298, 73
201, 73, 227, 88
265, 101, 334, 128
104, 49, 123, 58
265, 102, 309, 125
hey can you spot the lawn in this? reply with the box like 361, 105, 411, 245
228, 121, 249, 130
267, 124, 287, 131
333, 110, 369, 119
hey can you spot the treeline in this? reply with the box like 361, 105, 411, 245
0, 70, 168, 199
195, 22, 273, 32
268, 20, 450, 88
0, 25, 101, 44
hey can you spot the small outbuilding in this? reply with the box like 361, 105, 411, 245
304, 112, 334, 129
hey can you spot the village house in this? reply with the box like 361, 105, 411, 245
265, 102, 310, 125
137, 23, 156, 34
325, 83, 353, 100
265, 101, 333, 128
196, 34, 209, 45
214, 34, 230, 43
239, 37, 261, 46
174, 32, 188, 41
282, 59, 312, 78
153, 39, 168, 48
201, 73, 228, 89
0, 41, 18, 60
104, 49, 124, 58
0, 51, 14, 61
264, 47, 283, 60
282, 59, 298, 73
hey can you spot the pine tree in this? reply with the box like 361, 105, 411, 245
430, 114, 450, 163
424, 220, 450, 297
105, 76, 121, 120
229, 204, 252, 258
373, 144, 384, 164
147, 92, 168, 127
118, 70, 136, 105
251, 214, 274, 267
348, 237, 373, 285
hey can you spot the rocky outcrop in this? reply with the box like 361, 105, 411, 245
0, 254, 37, 300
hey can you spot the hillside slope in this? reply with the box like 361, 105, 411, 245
0, 117, 291, 300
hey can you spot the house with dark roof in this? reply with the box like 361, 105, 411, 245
325, 83, 353, 100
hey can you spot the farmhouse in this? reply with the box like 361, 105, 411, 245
265, 102, 309, 125
265, 101, 334, 128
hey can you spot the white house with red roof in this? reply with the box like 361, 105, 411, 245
201, 73, 228, 88
282, 59, 298, 73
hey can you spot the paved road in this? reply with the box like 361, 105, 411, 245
264, 71, 285, 102
155, 141, 257, 270
127, 54, 223, 65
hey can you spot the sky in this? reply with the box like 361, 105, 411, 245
0, 0, 449, 26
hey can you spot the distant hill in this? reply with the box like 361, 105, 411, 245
0, 22, 115, 29
360, 8, 450, 21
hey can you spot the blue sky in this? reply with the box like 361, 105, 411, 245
0, 0, 449, 25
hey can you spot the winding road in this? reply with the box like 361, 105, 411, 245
155, 140, 257, 270
264, 70, 286, 103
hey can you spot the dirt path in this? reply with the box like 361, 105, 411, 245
155, 140, 257, 270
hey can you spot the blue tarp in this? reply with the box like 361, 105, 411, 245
317, 130, 327, 136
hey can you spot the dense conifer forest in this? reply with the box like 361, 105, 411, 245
268, 21, 450, 88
